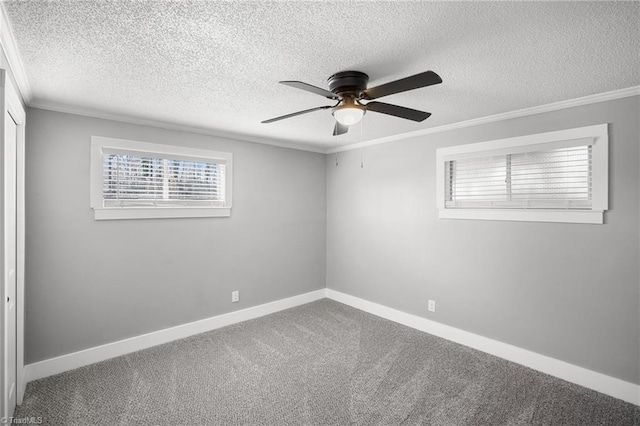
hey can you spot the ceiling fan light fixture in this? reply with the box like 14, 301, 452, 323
333, 103, 365, 126
263, 70, 441, 135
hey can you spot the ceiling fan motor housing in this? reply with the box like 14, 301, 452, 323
327, 71, 369, 96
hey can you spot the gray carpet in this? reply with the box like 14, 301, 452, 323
15, 299, 639, 425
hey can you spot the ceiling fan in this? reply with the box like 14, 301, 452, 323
262, 70, 442, 136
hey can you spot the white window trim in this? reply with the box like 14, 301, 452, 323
90, 136, 233, 220
435, 124, 608, 224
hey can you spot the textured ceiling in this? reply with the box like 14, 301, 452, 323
4, 1, 640, 151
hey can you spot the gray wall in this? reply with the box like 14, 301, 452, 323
326, 96, 640, 385
25, 108, 327, 364
24, 97, 640, 386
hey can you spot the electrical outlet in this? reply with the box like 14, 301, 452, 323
428, 299, 436, 313
232, 291, 239, 303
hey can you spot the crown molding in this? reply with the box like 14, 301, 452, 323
29, 100, 328, 154
0, 4, 32, 104
326, 86, 640, 154
31, 85, 640, 156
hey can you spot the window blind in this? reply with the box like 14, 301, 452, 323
445, 145, 592, 209
102, 153, 226, 207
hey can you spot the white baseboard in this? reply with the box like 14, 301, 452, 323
24, 289, 327, 384
326, 289, 640, 406
24, 288, 639, 406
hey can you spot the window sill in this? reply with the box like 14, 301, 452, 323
438, 208, 603, 224
93, 207, 231, 220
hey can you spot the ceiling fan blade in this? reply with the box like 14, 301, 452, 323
363, 71, 442, 100
262, 106, 332, 124
365, 101, 431, 122
333, 122, 348, 136
280, 81, 339, 100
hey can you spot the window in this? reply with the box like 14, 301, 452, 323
91, 136, 232, 220
436, 124, 608, 224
